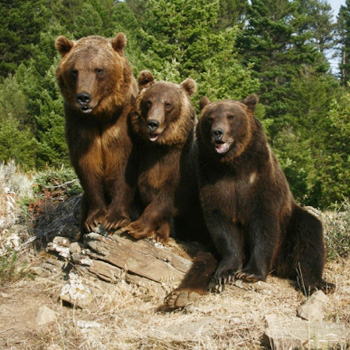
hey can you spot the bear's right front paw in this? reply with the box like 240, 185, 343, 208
85, 209, 107, 232
165, 288, 201, 309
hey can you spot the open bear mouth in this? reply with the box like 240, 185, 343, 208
80, 106, 93, 114
214, 141, 231, 154
149, 132, 159, 142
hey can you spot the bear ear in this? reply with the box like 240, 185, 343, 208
111, 32, 127, 55
200, 96, 211, 111
55, 36, 74, 57
180, 78, 196, 96
138, 70, 155, 90
242, 94, 258, 112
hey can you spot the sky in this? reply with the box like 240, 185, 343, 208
327, 0, 346, 72
329, 0, 346, 18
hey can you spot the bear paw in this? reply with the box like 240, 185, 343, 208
208, 274, 235, 293
103, 210, 130, 231
85, 209, 107, 232
165, 288, 201, 309
303, 280, 336, 295
235, 270, 260, 283
121, 220, 153, 240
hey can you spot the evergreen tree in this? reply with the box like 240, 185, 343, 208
139, 0, 259, 101
0, 0, 50, 79
338, 0, 350, 86
237, 0, 331, 139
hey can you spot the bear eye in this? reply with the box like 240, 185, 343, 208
70, 68, 78, 77
227, 114, 234, 120
145, 100, 152, 108
95, 68, 104, 75
165, 102, 172, 110
207, 116, 214, 124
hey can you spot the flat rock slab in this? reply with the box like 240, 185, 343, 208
83, 232, 195, 288
264, 314, 350, 350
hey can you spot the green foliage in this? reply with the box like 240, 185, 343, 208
0, 0, 348, 209
0, 0, 51, 79
34, 167, 81, 199
0, 249, 30, 283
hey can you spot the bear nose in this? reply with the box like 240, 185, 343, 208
76, 92, 91, 105
212, 128, 224, 141
147, 119, 160, 132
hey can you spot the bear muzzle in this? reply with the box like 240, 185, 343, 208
211, 128, 233, 154
76, 92, 93, 113
147, 119, 162, 142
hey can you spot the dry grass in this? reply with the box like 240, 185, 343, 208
0, 164, 349, 349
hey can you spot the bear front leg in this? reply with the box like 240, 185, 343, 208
235, 215, 279, 283
204, 211, 243, 291
102, 168, 137, 230
79, 178, 108, 233
122, 190, 175, 244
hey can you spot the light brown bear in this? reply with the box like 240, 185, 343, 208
55, 33, 138, 236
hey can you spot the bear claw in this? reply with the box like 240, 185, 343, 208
165, 289, 201, 309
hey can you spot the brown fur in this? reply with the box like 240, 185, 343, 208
166, 94, 335, 308
122, 70, 208, 243
195, 95, 335, 294
55, 33, 138, 234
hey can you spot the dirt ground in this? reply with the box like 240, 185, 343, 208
0, 250, 349, 350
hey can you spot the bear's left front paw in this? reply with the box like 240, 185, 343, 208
103, 209, 131, 230
121, 220, 153, 240
235, 268, 265, 283
302, 280, 336, 295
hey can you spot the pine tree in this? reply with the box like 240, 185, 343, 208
338, 0, 350, 86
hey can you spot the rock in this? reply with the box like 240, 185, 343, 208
69, 242, 82, 254
83, 232, 194, 288
35, 306, 57, 326
47, 237, 70, 259
60, 272, 93, 308
264, 314, 350, 350
297, 290, 328, 321
164, 316, 217, 337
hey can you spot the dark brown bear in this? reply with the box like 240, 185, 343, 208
195, 94, 335, 295
55, 33, 138, 235
122, 70, 208, 243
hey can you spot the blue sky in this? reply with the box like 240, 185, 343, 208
329, 0, 346, 18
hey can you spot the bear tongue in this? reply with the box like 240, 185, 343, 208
215, 142, 230, 154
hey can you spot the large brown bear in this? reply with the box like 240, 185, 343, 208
55, 33, 138, 235
122, 70, 209, 244
197, 95, 335, 294
166, 94, 335, 308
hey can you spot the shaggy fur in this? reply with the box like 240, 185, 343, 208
194, 94, 335, 295
55, 33, 138, 235
122, 70, 208, 243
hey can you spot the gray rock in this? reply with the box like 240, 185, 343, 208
69, 242, 82, 255
297, 290, 328, 321
164, 316, 216, 337
35, 306, 57, 326
264, 314, 350, 350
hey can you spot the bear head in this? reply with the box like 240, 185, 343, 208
131, 70, 197, 146
197, 94, 258, 161
55, 33, 135, 117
